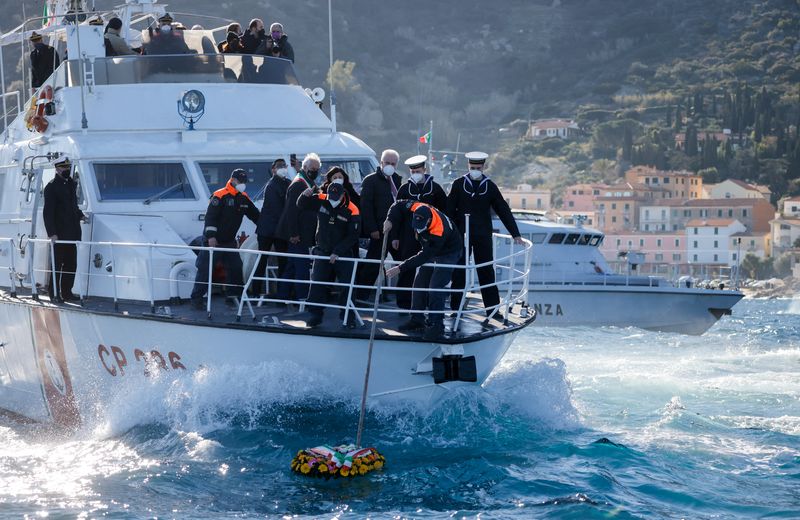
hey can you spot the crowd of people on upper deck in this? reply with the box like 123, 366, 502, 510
28, 11, 295, 88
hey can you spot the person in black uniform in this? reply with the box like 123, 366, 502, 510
297, 182, 361, 328
356, 149, 402, 299
390, 155, 447, 310
447, 151, 523, 320
191, 169, 259, 308
275, 153, 321, 300
29, 32, 60, 90
254, 158, 291, 295
43, 157, 83, 301
384, 202, 463, 340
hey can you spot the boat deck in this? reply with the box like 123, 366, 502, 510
2, 289, 533, 345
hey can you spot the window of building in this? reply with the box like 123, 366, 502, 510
750, 240, 755, 247
714, 227, 719, 235
568, 200, 574, 207
728, 209, 733, 217
611, 203, 617, 210
693, 228, 698, 235
645, 224, 650, 231
639, 239, 644, 246
655, 253, 664, 261
624, 203, 630, 210
714, 254, 718, 262
673, 253, 681, 261
742, 209, 748, 217
693, 241, 698, 248
657, 239, 662, 247
645, 209, 650, 218
616, 239, 621, 246
732, 253, 737, 260
717, 209, 723, 217
693, 254, 698, 261
663, 177, 669, 184
521, 198, 527, 208
675, 239, 680, 247
627, 240, 633, 247
612, 216, 617, 223
714, 240, 718, 248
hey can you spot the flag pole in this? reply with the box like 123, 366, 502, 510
328, 0, 337, 133
427, 120, 433, 163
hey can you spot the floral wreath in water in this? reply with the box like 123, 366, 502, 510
291, 444, 385, 479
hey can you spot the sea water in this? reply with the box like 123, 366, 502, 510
0, 298, 798, 519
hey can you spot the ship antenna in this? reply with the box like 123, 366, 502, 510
328, 0, 336, 133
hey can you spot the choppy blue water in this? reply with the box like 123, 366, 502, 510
1, 298, 799, 519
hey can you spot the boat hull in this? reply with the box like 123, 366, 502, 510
527, 285, 743, 334
0, 300, 519, 427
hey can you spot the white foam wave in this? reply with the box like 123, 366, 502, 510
88, 360, 352, 437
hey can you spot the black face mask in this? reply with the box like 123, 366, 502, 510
306, 169, 319, 181
58, 168, 71, 178
258, 28, 266, 38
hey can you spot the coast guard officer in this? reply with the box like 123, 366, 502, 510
391, 154, 447, 310
43, 157, 83, 301
384, 202, 463, 340
447, 151, 523, 320
191, 169, 259, 308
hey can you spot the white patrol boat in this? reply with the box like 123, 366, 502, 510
0, 0, 535, 428
494, 211, 743, 335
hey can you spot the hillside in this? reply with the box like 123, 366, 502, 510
2, 0, 799, 197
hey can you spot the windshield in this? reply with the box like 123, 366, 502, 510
64, 54, 299, 87
198, 158, 376, 197
198, 161, 271, 198
93, 162, 196, 202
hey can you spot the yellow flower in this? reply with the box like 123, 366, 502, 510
359, 465, 368, 475
319, 464, 328, 473
340, 468, 349, 477
374, 460, 383, 469
300, 464, 310, 474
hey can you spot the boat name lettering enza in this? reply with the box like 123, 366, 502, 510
531, 303, 564, 316
98, 344, 186, 377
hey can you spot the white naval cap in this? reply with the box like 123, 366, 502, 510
465, 151, 489, 165
404, 154, 428, 169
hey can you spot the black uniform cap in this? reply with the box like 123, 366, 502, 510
231, 169, 249, 183
412, 205, 432, 231
327, 182, 344, 201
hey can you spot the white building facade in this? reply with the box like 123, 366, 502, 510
686, 219, 746, 266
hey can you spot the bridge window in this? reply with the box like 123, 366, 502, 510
589, 235, 602, 246
564, 233, 580, 245
93, 162, 196, 202
578, 234, 592, 245
548, 233, 566, 244
528, 233, 547, 244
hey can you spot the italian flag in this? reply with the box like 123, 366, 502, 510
419, 132, 431, 144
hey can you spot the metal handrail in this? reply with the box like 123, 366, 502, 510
4, 234, 533, 323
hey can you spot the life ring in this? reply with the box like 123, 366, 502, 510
29, 85, 53, 133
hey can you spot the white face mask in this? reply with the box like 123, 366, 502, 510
161, 24, 172, 33
382, 165, 395, 176
235, 183, 247, 192
332, 178, 344, 185
276, 167, 288, 178
410, 173, 424, 184
329, 198, 342, 208
469, 169, 483, 180
287, 166, 296, 177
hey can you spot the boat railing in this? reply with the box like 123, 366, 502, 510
0, 234, 533, 329
0, 90, 21, 134
527, 260, 738, 291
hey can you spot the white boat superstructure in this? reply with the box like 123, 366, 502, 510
494, 211, 743, 334
0, 1, 536, 427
